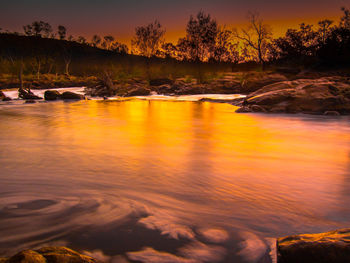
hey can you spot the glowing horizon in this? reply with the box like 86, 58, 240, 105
1, 0, 345, 45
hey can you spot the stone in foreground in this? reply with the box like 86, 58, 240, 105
2, 247, 97, 263
277, 228, 350, 263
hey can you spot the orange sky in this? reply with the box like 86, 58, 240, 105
1, 0, 346, 45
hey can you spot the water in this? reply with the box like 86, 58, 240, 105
0, 98, 350, 263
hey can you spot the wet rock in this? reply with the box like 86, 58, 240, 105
237, 78, 350, 115
149, 78, 174, 86
277, 228, 350, 263
36, 247, 97, 263
44, 90, 61, 101
18, 88, 42, 100
7, 250, 46, 263
125, 86, 151, 96
2, 247, 97, 263
61, 91, 85, 100
251, 105, 267, 112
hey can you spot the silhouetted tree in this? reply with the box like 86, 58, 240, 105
340, 7, 350, 29
162, 42, 177, 58
103, 35, 115, 50
183, 11, 218, 61
111, 41, 129, 54
77, 36, 87, 44
212, 27, 239, 63
91, 35, 101, 47
131, 20, 165, 57
58, 25, 67, 40
234, 12, 272, 66
23, 21, 52, 37
272, 23, 317, 60
176, 38, 192, 61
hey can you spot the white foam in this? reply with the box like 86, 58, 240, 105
237, 232, 268, 263
138, 214, 195, 240
179, 241, 226, 262
83, 249, 111, 262
198, 228, 229, 243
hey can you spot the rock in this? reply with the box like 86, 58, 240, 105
277, 228, 350, 263
156, 84, 176, 95
18, 89, 42, 100
174, 85, 205, 95
237, 78, 350, 115
240, 73, 288, 93
44, 90, 61, 101
324, 111, 340, 116
251, 105, 267, 112
36, 247, 97, 263
125, 86, 151, 96
7, 250, 46, 263
61, 91, 85, 100
149, 78, 174, 86
235, 106, 252, 113
25, 100, 36, 104
2, 247, 97, 263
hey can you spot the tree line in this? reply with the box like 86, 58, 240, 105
0, 6, 349, 82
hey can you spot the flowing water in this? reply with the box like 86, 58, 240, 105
0, 96, 350, 263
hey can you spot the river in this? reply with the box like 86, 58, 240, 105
0, 97, 349, 263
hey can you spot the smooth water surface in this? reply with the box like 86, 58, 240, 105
0, 99, 350, 263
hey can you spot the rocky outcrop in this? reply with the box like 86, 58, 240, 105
1, 247, 97, 263
236, 77, 350, 115
61, 91, 85, 100
277, 228, 350, 263
44, 90, 61, 101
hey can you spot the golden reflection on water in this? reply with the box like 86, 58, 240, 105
0, 99, 350, 235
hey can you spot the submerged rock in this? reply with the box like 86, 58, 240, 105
44, 90, 61, 101
2, 247, 97, 263
61, 91, 85, 100
277, 228, 350, 263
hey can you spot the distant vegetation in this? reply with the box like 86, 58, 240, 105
0, 7, 349, 86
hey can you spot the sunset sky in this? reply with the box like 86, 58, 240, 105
1, 0, 348, 44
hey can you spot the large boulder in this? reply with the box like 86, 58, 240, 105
277, 228, 350, 263
61, 91, 85, 100
44, 90, 61, 101
236, 78, 350, 115
2, 247, 97, 263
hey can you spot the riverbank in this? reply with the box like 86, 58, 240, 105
2, 228, 349, 263
1, 71, 350, 115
